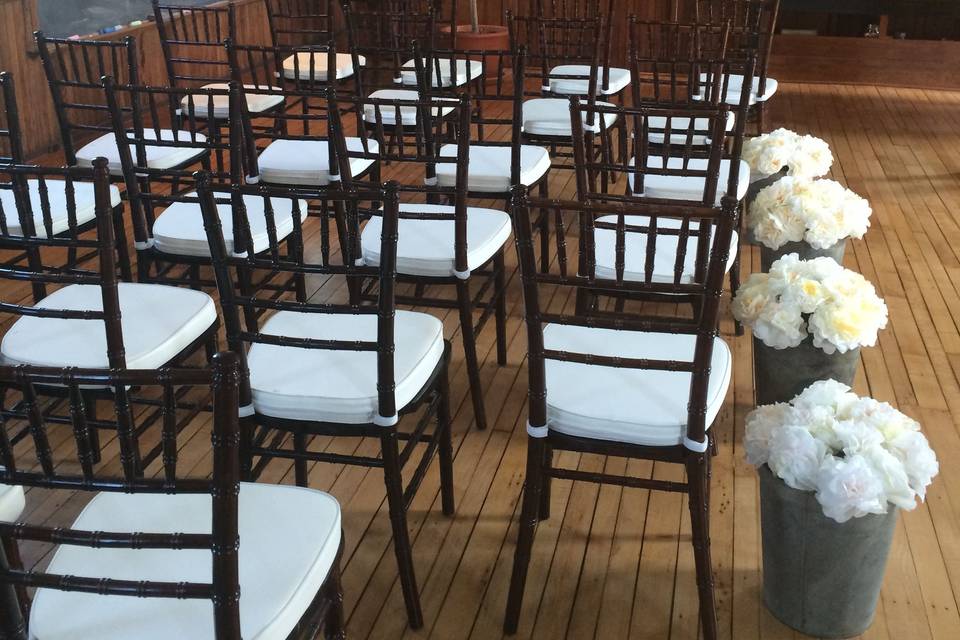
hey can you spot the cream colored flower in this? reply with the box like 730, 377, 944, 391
742, 129, 833, 180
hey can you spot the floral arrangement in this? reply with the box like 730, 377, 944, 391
742, 128, 833, 180
746, 380, 938, 523
747, 177, 872, 250
733, 254, 888, 353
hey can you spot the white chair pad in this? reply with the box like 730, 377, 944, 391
548, 65, 631, 96
282, 52, 364, 81
0, 180, 121, 237
247, 309, 444, 423
180, 83, 285, 119
257, 138, 378, 186
543, 324, 731, 446
437, 144, 551, 193
647, 111, 736, 146
696, 74, 779, 105
593, 215, 738, 283
29, 483, 341, 640
75, 130, 209, 176
628, 157, 750, 204
0, 483, 25, 521
362, 90, 457, 125
522, 98, 619, 137
153, 194, 308, 258
0, 283, 217, 369
401, 57, 483, 87
361, 203, 512, 278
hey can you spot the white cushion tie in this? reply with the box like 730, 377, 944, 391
683, 435, 710, 453
526, 422, 549, 438
374, 413, 399, 427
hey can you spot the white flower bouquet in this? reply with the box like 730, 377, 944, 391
747, 177, 872, 250
746, 379, 938, 523
742, 128, 833, 180
732, 254, 888, 352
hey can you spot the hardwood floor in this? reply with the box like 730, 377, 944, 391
11, 82, 960, 640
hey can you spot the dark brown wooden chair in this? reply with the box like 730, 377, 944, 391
34, 33, 210, 179
691, 0, 780, 132
0, 159, 219, 472
0, 71, 132, 291
502, 189, 737, 640
197, 176, 454, 630
153, 1, 288, 124
266, 0, 361, 83
329, 85, 508, 432
0, 351, 347, 640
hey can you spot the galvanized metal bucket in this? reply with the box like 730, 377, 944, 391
753, 336, 859, 406
760, 238, 847, 272
759, 464, 897, 638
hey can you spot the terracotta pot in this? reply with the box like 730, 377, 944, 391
440, 25, 511, 89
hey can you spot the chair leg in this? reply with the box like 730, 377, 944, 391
503, 436, 545, 635
456, 278, 487, 431
82, 391, 101, 465
294, 432, 309, 487
323, 543, 346, 640
686, 452, 718, 640
437, 352, 456, 517
0, 536, 27, 640
494, 249, 508, 367
203, 331, 219, 363
538, 443, 552, 520
538, 179, 550, 274
112, 204, 133, 282
381, 429, 424, 629
2, 535, 30, 624
732, 203, 744, 336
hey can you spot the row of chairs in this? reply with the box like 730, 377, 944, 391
0, 3, 773, 639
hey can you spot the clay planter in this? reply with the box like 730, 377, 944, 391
440, 25, 510, 89
759, 464, 897, 638
753, 336, 859, 406
759, 238, 847, 272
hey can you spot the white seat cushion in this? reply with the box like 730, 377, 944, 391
522, 98, 619, 137
257, 138, 378, 186
362, 90, 457, 125
181, 83, 285, 119
696, 74, 778, 106
0, 180, 121, 237
628, 157, 750, 204
153, 194, 308, 258
29, 483, 341, 640
281, 52, 364, 81
75, 130, 209, 176
543, 324, 731, 447
593, 215, 738, 282
0, 283, 217, 369
647, 111, 736, 146
548, 65, 631, 96
401, 58, 483, 87
361, 203, 512, 278
0, 483, 25, 522
437, 144, 551, 193
247, 310, 444, 423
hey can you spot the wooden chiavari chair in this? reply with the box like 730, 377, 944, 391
0, 159, 219, 472
503, 190, 736, 640
197, 177, 454, 629
266, 0, 361, 84
507, 12, 623, 173
34, 33, 209, 178
692, 0, 780, 132
0, 352, 347, 639
0, 72, 132, 292
330, 86, 508, 431
153, 1, 287, 125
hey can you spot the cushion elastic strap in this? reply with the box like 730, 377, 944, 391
134, 238, 155, 250
683, 435, 709, 453
374, 413, 399, 427
526, 422, 548, 438
238, 403, 255, 418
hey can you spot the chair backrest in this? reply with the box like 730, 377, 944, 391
0, 159, 126, 361
0, 72, 25, 164
694, 0, 778, 97
511, 189, 735, 444
153, 0, 238, 88
266, 0, 341, 47
35, 33, 140, 167
102, 77, 239, 248
628, 19, 730, 107
0, 351, 243, 639
196, 176, 404, 423
570, 99, 731, 204
508, 12, 607, 97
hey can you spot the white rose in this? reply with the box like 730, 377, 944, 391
861, 444, 918, 510
815, 454, 888, 523
887, 431, 939, 501
768, 425, 828, 491
744, 403, 793, 466
833, 418, 885, 455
